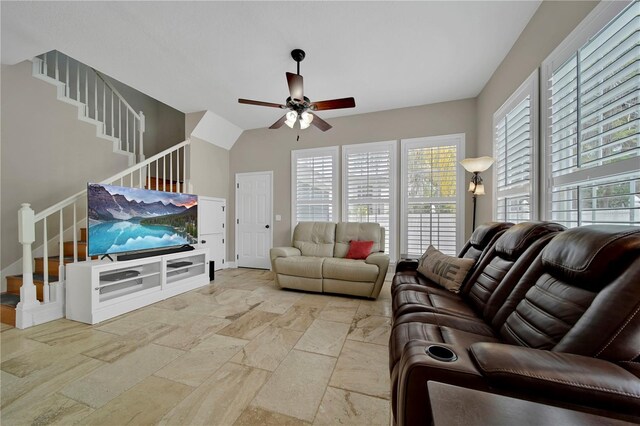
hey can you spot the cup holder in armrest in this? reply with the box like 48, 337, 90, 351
425, 345, 458, 362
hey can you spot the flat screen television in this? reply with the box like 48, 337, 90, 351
87, 183, 198, 257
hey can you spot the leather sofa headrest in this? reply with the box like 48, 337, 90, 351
495, 221, 565, 261
541, 225, 640, 288
470, 222, 514, 249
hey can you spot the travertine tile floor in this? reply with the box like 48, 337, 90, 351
1, 268, 393, 425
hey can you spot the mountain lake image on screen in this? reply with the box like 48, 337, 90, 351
87, 183, 198, 257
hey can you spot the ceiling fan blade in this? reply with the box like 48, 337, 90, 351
286, 72, 304, 101
238, 98, 286, 109
310, 97, 356, 111
269, 114, 288, 129
310, 113, 332, 132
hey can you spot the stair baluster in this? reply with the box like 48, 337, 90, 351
59, 211, 64, 281
16, 204, 39, 329
42, 217, 50, 303
73, 202, 78, 263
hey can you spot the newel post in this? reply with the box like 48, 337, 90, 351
16, 203, 39, 328
138, 111, 145, 162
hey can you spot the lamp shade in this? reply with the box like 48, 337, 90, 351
474, 183, 485, 195
460, 156, 495, 173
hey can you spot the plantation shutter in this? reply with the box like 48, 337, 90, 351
546, 1, 640, 227
402, 138, 461, 257
494, 72, 537, 223
343, 142, 396, 256
292, 147, 339, 224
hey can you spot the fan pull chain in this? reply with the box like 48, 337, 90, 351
297, 133, 300, 142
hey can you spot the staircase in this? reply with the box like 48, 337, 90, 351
0, 229, 89, 327
32, 50, 145, 163
3, 143, 191, 329
2, 49, 193, 329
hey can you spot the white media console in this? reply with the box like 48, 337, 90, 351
65, 249, 209, 324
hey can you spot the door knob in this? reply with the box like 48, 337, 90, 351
201, 240, 206, 244
265, 225, 270, 229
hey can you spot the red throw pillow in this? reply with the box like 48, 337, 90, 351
346, 240, 374, 260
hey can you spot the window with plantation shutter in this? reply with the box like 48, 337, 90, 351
493, 71, 538, 223
401, 135, 465, 257
342, 141, 397, 258
291, 146, 339, 225
543, 1, 639, 227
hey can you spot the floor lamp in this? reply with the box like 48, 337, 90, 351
460, 156, 495, 231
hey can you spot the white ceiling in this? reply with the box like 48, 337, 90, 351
1, 1, 541, 130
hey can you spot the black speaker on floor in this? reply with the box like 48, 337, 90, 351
209, 261, 215, 281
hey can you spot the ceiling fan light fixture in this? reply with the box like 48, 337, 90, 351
285, 110, 298, 128
301, 111, 314, 124
238, 49, 354, 132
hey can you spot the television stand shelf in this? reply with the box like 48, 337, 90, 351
66, 249, 208, 324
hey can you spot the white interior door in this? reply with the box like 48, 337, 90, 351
236, 172, 273, 269
198, 197, 226, 271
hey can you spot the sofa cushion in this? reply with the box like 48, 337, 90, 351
541, 225, 640, 289
293, 222, 336, 257
334, 222, 382, 258
417, 246, 475, 293
346, 240, 374, 259
274, 256, 324, 279
393, 290, 479, 319
323, 257, 379, 282
495, 221, 565, 261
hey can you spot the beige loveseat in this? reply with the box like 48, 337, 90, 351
270, 222, 390, 299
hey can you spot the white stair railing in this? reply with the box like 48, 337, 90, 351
15, 140, 191, 329
33, 50, 145, 162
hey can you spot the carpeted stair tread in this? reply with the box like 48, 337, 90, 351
35, 255, 86, 261
9, 273, 59, 282
0, 293, 20, 308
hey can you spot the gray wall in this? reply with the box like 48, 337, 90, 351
185, 111, 206, 140
228, 98, 477, 260
1, 61, 131, 269
475, 0, 598, 225
190, 136, 229, 200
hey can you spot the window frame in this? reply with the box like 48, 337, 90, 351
342, 140, 398, 261
492, 69, 539, 222
541, 0, 636, 224
290, 146, 340, 231
400, 134, 466, 257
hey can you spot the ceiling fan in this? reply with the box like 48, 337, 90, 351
238, 49, 356, 132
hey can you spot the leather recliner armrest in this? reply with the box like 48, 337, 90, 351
395, 259, 419, 273
470, 342, 640, 415
270, 247, 301, 262
396, 340, 486, 425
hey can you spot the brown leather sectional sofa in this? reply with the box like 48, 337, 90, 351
390, 222, 640, 425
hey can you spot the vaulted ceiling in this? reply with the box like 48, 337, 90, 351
1, 1, 541, 130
